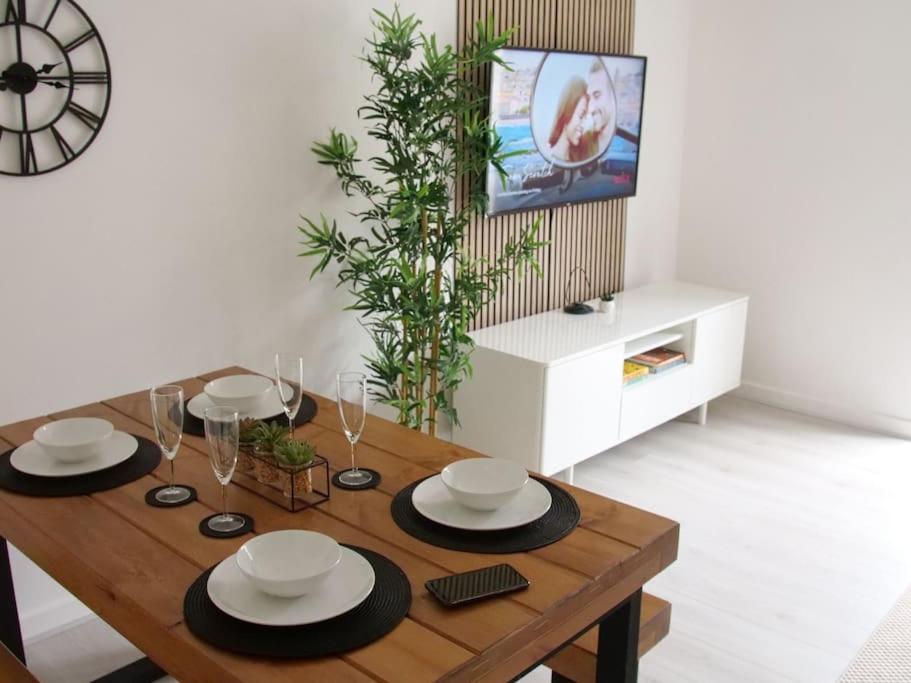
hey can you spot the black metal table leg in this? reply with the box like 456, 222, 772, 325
596, 588, 641, 682
548, 588, 642, 683
0, 536, 26, 665
91, 656, 166, 683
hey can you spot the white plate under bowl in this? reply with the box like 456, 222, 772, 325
207, 546, 375, 627
412, 475, 552, 531
187, 383, 292, 421
10, 432, 139, 478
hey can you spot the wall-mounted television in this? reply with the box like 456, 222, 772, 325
486, 48, 647, 216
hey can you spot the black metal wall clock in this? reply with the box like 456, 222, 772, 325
0, 0, 111, 176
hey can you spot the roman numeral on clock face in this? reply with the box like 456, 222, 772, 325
44, 0, 62, 29
51, 126, 75, 160
67, 101, 102, 130
4, 0, 18, 22
19, 132, 37, 174
72, 72, 110, 85
64, 28, 97, 53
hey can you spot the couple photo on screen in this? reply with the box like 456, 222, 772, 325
546, 59, 614, 165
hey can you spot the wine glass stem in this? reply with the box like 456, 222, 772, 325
168, 458, 175, 490
350, 440, 357, 473
288, 414, 294, 441
221, 483, 229, 519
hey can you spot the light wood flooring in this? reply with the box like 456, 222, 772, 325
22, 396, 911, 682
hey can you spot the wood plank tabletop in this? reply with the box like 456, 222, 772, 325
0, 367, 678, 683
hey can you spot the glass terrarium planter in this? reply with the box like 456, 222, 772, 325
234, 446, 330, 512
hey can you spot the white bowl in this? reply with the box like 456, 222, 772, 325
204, 375, 273, 415
441, 458, 529, 511
33, 418, 114, 463
236, 530, 342, 598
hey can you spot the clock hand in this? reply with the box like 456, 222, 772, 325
37, 63, 63, 75
40, 80, 72, 90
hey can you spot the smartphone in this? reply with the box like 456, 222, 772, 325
426, 564, 530, 607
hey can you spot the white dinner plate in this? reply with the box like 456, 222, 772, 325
187, 383, 291, 421
207, 546, 375, 627
412, 475, 552, 531
10, 431, 138, 478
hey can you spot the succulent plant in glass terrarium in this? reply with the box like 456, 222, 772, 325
273, 439, 317, 496
252, 421, 289, 455
273, 439, 316, 469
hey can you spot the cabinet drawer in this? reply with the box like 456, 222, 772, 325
541, 346, 623, 475
620, 365, 694, 441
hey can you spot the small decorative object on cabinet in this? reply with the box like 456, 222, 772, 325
562, 267, 594, 315
0, 0, 112, 176
599, 291, 616, 315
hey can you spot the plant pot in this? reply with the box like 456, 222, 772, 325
252, 450, 280, 485
281, 467, 315, 498
599, 299, 616, 314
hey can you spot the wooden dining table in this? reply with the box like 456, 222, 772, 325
0, 366, 678, 683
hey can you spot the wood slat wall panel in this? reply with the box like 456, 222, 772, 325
458, 0, 635, 329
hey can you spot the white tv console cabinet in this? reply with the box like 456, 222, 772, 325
453, 281, 748, 481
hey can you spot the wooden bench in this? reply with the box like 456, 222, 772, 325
546, 592, 671, 681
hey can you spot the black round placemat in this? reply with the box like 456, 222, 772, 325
199, 513, 255, 538
182, 393, 318, 437
0, 436, 160, 497
145, 485, 197, 508
184, 544, 411, 657
332, 468, 382, 491
391, 475, 580, 553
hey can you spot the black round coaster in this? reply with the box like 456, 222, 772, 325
182, 393, 318, 437
332, 468, 382, 491
199, 513, 254, 539
145, 485, 198, 508
184, 544, 411, 657
391, 476, 580, 553
0, 436, 161, 497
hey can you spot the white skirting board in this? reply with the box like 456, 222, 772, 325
733, 381, 911, 440
21, 595, 93, 645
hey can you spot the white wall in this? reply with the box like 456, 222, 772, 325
626, 0, 691, 287
0, 0, 454, 641
676, 0, 911, 437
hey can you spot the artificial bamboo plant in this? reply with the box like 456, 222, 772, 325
299, 8, 543, 435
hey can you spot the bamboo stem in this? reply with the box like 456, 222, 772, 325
428, 210, 445, 437
416, 209, 431, 431
400, 317, 410, 425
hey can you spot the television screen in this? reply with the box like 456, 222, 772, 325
486, 48, 647, 216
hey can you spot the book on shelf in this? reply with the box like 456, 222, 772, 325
623, 361, 650, 385
629, 347, 686, 372
650, 357, 687, 374
624, 373, 651, 387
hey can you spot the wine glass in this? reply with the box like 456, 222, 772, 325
149, 385, 192, 504
203, 406, 245, 533
274, 353, 304, 440
337, 372, 372, 486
